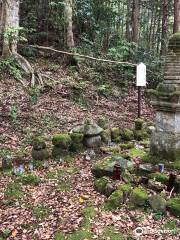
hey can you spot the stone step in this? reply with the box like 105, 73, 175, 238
164, 76, 180, 80
164, 80, 180, 84
165, 72, 180, 76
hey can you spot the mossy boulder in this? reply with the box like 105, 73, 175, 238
70, 143, 84, 152
167, 197, 180, 218
130, 187, 148, 207
121, 129, 134, 141
104, 190, 124, 210
118, 183, 132, 199
119, 142, 134, 150
92, 157, 115, 178
111, 127, 120, 141
101, 129, 111, 144
104, 183, 115, 197
84, 135, 102, 148
97, 117, 109, 129
52, 134, 72, 149
52, 147, 68, 159
70, 132, 84, 143
135, 118, 144, 130
134, 130, 148, 141
32, 149, 49, 161
149, 195, 166, 213
148, 172, 169, 184
92, 155, 134, 178
32, 136, 46, 150
94, 177, 109, 194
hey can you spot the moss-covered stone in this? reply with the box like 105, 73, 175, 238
118, 183, 132, 199
32, 136, 46, 150
121, 129, 134, 141
52, 134, 72, 149
97, 117, 109, 129
111, 127, 120, 141
135, 118, 144, 130
52, 146, 67, 158
167, 197, 180, 218
130, 187, 148, 207
32, 149, 49, 161
101, 129, 111, 144
134, 130, 148, 141
70, 133, 84, 143
128, 148, 146, 158
119, 142, 134, 150
70, 143, 84, 152
94, 177, 109, 194
104, 190, 124, 210
149, 195, 166, 213
148, 172, 169, 184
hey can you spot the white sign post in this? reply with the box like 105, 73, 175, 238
136, 63, 147, 117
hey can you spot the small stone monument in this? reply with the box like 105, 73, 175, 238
150, 33, 180, 160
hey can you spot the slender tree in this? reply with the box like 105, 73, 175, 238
131, 0, 140, 43
65, 0, 75, 48
174, 0, 180, 33
161, 0, 169, 55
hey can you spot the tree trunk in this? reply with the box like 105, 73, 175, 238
65, 0, 75, 48
174, 0, 180, 33
161, 0, 169, 55
131, 0, 140, 43
2, 0, 20, 57
126, 0, 132, 41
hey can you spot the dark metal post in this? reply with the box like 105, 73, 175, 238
138, 86, 141, 118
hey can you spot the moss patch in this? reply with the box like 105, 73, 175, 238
18, 174, 41, 186
4, 182, 23, 201
134, 118, 144, 130
148, 173, 168, 184
128, 148, 146, 158
121, 129, 134, 141
130, 187, 148, 207
104, 190, 124, 211
102, 226, 124, 240
32, 205, 50, 220
94, 177, 109, 194
167, 197, 180, 218
52, 134, 72, 149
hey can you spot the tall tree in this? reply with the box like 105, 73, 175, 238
1, 0, 20, 57
161, 0, 169, 55
65, 0, 74, 48
174, 0, 180, 33
131, 0, 140, 42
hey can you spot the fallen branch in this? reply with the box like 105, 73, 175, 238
29, 45, 137, 67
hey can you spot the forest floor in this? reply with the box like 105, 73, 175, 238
0, 58, 179, 240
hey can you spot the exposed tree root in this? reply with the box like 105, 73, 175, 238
13, 52, 44, 87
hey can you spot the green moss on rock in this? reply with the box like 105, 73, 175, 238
135, 118, 144, 130
52, 134, 72, 149
32, 136, 46, 150
119, 142, 134, 150
32, 149, 49, 161
97, 117, 109, 129
130, 187, 148, 207
111, 127, 120, 141
101, 129, 111, 144
121, 129, 134, 141
134, 130, 148, 141
94, 177, 108, 194
148, 172, 169, 184
118, 183, 132, 194
70, 133, 84, 143
104, 190, 124, 211
167, 197, 180, 218
52, 146, 67, 158
70, 143, 84, 152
